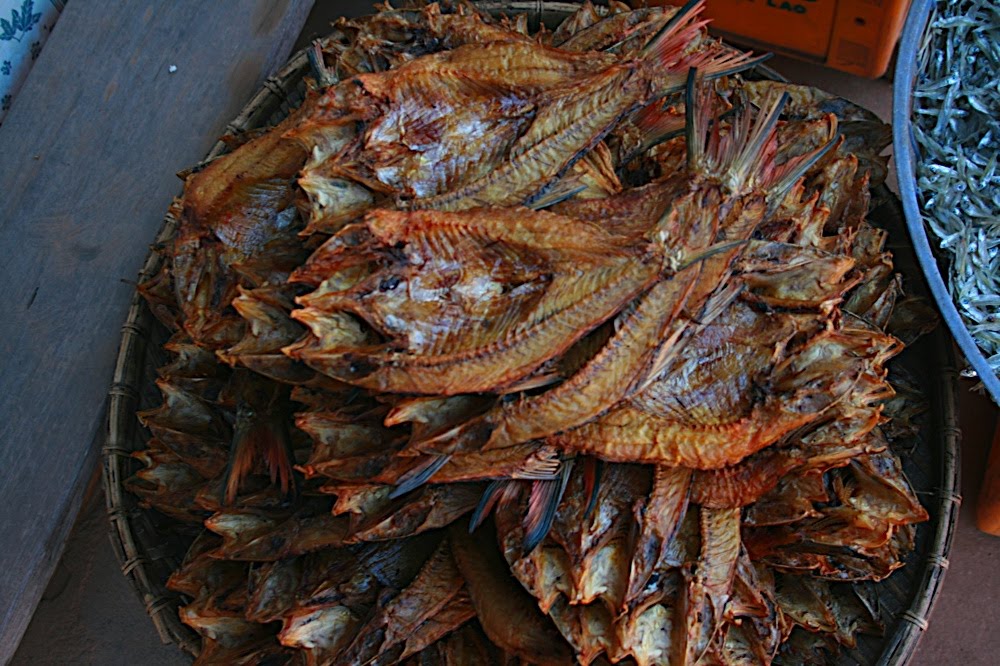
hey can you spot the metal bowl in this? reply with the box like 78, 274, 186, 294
892, 0, 1000, 404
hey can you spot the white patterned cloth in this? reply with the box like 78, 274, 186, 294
0, 0, 64, 125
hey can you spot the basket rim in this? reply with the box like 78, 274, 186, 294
101, 46, 311, 657
892, 0, 1000, 405
102, 2, 962, 662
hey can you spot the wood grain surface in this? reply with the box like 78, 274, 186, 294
0, 1, 314, 660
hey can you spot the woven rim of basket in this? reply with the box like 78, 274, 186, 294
102, 2, 961, 662
101, 45, 309, 656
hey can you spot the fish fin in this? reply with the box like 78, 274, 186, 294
684, 68, 705, 170
640, 2, 730, 98
639, 278, 740, 390
696, 281, 745, 326
222, 433, 254, 506
264, 425, 298, 500
631, 101, 686, 159
676, 239, 749, 272
513, 448, 562, 480
328, 161, 396, 195
307, 40, 338, 88
766, 116, 840, 205
686, 74, 790, 194
390, 455, 452, 499
523, 460, 574, 553
469, 480, 509, 532
625, 466, 692, 608
223, 418, 294, 505
498, 479, 522, 508
412, 416, 494, 456
582, 458, 603, 522
498, 371, 562, 394
638, 321, 690, 392
686, 47, 771, 84
641, 1, 764, 92
640, 0, 705, 61
526, 176, 587, 210
726, 91, 789, 192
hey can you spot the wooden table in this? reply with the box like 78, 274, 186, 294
5, 2, 1000, 664
0, 2, 315, 661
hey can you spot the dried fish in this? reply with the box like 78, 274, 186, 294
130, 3, 933, 663
911, 0, 1000, 376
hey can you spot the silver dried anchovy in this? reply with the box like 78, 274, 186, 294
913, 0, 1000, 376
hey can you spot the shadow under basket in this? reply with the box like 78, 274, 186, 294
103, 2, 961, 663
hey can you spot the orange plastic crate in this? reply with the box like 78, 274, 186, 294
647, 0, 911, 78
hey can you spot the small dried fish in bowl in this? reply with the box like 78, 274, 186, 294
128, 2, 935, 663
910, 0, 1000, 381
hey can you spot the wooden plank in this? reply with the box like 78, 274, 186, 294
0, 1, 314, 660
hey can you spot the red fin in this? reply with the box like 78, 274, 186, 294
640, 0, 764, 92
224, 412, 295, 505
523, 460, 573, 553
684, 46, 769, 84
686, 72, 792, 194
224, 427, 257, 505
260, 423, 295, 497
469, 480, 512, 531
632, 101, 685, 154
640, 0, 706, 63
581, 457, 600, 521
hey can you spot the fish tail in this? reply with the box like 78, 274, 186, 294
684, 67, 711, 171
728, 91, 788, 191
307, 40, 338, 89
685, 47, 771, 85
513, 449, 563, 481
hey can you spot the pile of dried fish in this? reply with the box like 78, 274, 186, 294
912, 0, 1000, 376
130, 2, 934, 664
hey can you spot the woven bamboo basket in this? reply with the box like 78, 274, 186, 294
102, 2, 961, 662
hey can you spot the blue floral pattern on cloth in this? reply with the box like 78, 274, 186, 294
0, 0, 64, 124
